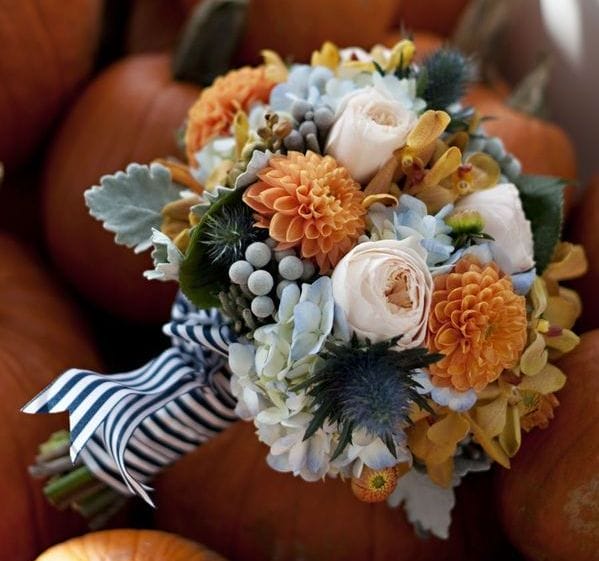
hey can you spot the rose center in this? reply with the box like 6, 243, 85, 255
385, 269, 412, 309
367, 106, 398, 127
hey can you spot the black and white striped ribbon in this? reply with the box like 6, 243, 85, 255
23, 293, 239, 504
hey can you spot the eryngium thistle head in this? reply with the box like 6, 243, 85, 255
302, 336, 441, 459
421, 49, 475, 110
201, 201, 266, 266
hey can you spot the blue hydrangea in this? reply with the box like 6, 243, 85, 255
269, 65, 335, 114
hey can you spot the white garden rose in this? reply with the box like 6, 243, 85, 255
454, 183, 535, 274
325, 87, 417, 183
331, 238, 433, 348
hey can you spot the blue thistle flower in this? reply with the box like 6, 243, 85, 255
201, 201, 266, 266
301, 337, 440, 459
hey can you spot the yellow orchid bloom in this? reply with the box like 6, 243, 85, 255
407, 409, 470, 488
364, 111, 452, 198
161, 195, 202, 252
261, 49, 288, 83
469, 362, 567, 460
311, 41, 341, 70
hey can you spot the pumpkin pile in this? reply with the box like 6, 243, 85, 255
0, 2, 597, 561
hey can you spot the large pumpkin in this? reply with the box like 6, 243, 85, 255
175, 0, 399, 65
465, 86, 578, 217
42, 54, 200, 324
153, 421, 512, 561
0, 235, 102, 561
394, 0, 470, 37
0, 0, 102, 172
570, 176, 599, 331
495, 330, 599, 561
36, 529, 226, 561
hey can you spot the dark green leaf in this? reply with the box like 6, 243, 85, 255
179, 188, 243, 308
514, 174, 567, 274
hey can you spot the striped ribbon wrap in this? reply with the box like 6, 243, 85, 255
22, 293, 239, 505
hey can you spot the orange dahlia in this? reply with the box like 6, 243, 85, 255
185, 66, 275, 164
243, 151, 366, 272
427, 256, 527, 392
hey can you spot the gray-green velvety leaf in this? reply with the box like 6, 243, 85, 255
514, 174, 566, 274
144, 229, 184, 282
84, 163, 181, 253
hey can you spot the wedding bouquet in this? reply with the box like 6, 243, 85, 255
24, 39, 587, 538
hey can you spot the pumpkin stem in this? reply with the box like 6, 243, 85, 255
507, 56, 552, 119
172, 0, 250, 86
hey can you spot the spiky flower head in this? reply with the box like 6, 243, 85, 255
420, 49, 475, 110
201, 200, 267, 266
302, 336, 440, 459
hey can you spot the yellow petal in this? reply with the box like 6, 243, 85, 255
427, 412, 470, 446
530, 277, 548, 318
499, 405, 521, 458
426, 457, 454, 489
544, 242, 588, 282
423, 146, 463, 188
407, 419, 434, 461
545, 288, 582, 329
233, 110, 249, 159
465, 413, 511, 468
544, 329, 580, 353
311, 41, 340, 70
261, 49, 288, 83
364, 154, 401, 196
477, 382, 503, 401
362, 193, 399, 209
474, 395, 509, 438
406, 110, 451, 152
384, 39, 415, 71
467, 152, 501, 190
518, 363, 566, 394
520, 331, 548, 376
415, 186, 457, 214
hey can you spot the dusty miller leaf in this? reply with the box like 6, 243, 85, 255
84, 163, 181, 253
144, 229, 184, 282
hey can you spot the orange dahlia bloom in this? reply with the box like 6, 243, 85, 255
185, 66, 275, 164
427, 256, 527, 392
243, 151, 366, 272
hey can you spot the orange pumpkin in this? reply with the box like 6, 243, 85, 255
177, 0, 399, 65
570, 176, 599, 331
42, 54, 201, 323
495, 330, 599, 561
394, 0, 471, 37
126, 0, 191, 54
465, 85, 578, 218
0, 235, 102, 561
35, 529, 227, 561
0, 0, 102, 172
153, 421, 510, 561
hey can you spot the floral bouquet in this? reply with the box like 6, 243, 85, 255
24, 40, 587, 538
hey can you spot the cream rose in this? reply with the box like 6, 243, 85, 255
325, 87, 417, 184
331, 238, 433, 348
454, 183, 535, 274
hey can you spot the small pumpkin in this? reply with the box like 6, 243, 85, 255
570, 175, 599, 331
35, 529, 227, 561
495, 330, 599, 561
0, 235, 102, 561
0, 0, 102, 172
153, 421, 509, 561
465, 85, 578, 217
394, 0, 471, 37
42, 54, 201, 323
